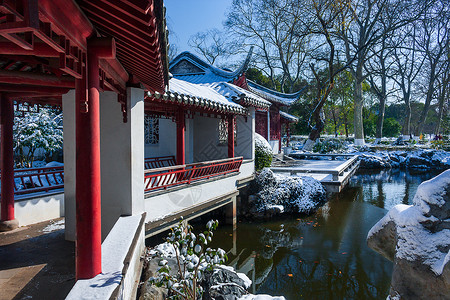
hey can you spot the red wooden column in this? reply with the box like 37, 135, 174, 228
75, 37, 115, 279
228, 115, 235, 158
176, 108, 185, 165
0, 94, 17, 230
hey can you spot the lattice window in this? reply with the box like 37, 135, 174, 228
218, 119, 237, 145
144, 115, 159, 145
218, 119, 228, 144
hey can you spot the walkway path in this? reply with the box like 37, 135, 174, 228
0, 218, 74, 300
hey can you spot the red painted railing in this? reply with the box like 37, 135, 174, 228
144, 157, 243, 193
0, 166, 64, 196
144, 156, 176, 169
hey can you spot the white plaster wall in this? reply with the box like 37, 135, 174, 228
145, 175, 239, 222
14, 192, 64, 226
185, 118, 194, 164
235, 108, 255, 160
66, 214, 144, 300
269, 140, 280, 154
238, 160, 254, 180
193, 115, 226, 162
100, 88, 145, 240
62, 90, 76, 241
144, 118, 176, 159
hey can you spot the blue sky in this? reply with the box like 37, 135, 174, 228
164, 0, 233, 53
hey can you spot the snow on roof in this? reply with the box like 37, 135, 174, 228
148, 78, 247, 115
205, 82, 271, 110
279, 111, 298, 122
247, 80, 307, 106
169, 47, 253, 84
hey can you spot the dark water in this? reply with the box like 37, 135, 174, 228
209, 169, 443, 300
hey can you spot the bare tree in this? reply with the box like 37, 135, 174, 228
188, 29, 231, 65
391, 23, 425, 138
434, 56, 449, 135
225, 0, 309, 92
415, 0, 449, 135
340, 0, 424, 145
301, 0, 352, 150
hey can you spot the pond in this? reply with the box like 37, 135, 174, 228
209, 168, 443, 300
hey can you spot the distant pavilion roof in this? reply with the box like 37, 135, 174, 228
169, 47, 253, 84
205, 82, 271, 110
280, 111, 299, 123
247, 80, 306, 106
147, 78, 247, 115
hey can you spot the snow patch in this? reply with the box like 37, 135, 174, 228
41, 219, 64, 233
236, 272, 252, 289
239, 294, 286, 300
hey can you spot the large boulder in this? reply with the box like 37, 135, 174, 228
359, 154, 391, 169
367, 170, 450, 299
249, 169, 326, 218
202, 266, 250, 300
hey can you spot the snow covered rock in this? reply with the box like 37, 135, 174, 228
367, 170, 450, 299
357, 150, 450, 171
202, 266, 249, 300
359, 154, 391, 169
249, 169, 326, 218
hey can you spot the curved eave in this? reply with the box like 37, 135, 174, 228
147, 91, 248, 116
169, 46, 253, 83
247, 80, 307, 106
78, 0, 169, 93
280, 111, 299, 123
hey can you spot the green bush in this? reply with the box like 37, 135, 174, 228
383, 118, 402, 137
255, 133, 273, 171
255, 147, 273, 171
313, 138, 344, 153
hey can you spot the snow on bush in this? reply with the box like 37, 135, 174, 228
255, 133, 273, 171
150, 219, 227, 299
14, 108, 63, 168
254, 169, 326, 215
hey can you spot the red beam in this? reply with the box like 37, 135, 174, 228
38, 0, 93, 50
0, 84, 69, 94
75, 38, 103, 280
1, 95, 15, 222
0, 70, 75, 88
228, 116, 235, 158
176, 108, 185, 165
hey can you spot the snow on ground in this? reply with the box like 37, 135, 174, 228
41, 219, 65, 233
148, 242, 177, 258
239, 294, 286, 300
291, 144, 450, 170
45, 161, 64, 167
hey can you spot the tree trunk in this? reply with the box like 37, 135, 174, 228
375, 65, 387, 143
303, 108, 324, 151
375, 94, 386, 143
344, 113, 349, 138
353, 63, 365, 145
417, 63, 437, 135
434, 85, 446, 135
402, 98, 412, 138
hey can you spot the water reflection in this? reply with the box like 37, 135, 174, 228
350, 169, 442, 211
210, 169, 441, 300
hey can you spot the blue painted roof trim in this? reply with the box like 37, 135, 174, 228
247, 80, 307, 106
169, 47, 254, 82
